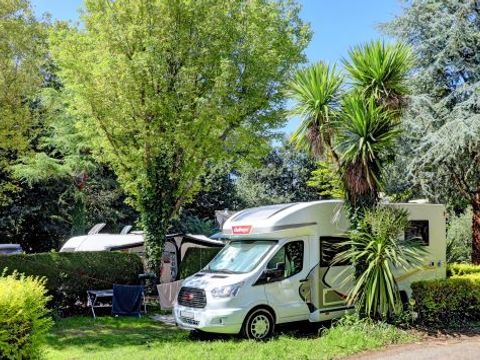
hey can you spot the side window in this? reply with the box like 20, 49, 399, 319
405, 220, 429, 246
266, 241, 304, 280
320, 236, 350, 267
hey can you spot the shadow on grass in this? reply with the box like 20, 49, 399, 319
46, 315, 187, 352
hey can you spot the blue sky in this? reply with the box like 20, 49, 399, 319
31, 0, 401, 134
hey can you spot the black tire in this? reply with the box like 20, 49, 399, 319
241, 308, 275, 340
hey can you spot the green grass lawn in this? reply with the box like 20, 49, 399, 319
43, 315, 415, 360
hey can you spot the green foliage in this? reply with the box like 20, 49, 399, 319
335, 206, 426, 319
288, 40, 411, 214
412, 275, 480, 327
336, 95, 402, 208
383, 0, 480, 263
235, 141, 319, 208
179, 247, 221, 279
0, 0, 48, 206
343, 41, 413, 111
447, 209, 473, 263
50, 0, 311, 271
307, 160, 344, 199
170, 213, 217, 236
288, 62, 343, 158
0, 252, 143, 315
42, 315, 414, 360
447, 263, 480, 277
0, 272, 53, 360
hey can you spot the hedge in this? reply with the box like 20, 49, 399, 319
447, 263, 480, 277
0, 252, 143, 315
179, 247, 221, 279
0, 273, 52, 360
412, 274, 480, 326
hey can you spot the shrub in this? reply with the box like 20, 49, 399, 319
0, 273, 53, 360
179, 247, 221, 279
412, 275, 480, 326
334, 206, 426, 320
447, 263, 480, 277
446, 208, 472, 263
0, 252, 143, 315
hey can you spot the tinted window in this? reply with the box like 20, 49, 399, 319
405, 220, 429, 246
266, 241, 304, 279
320, 236, 350, 267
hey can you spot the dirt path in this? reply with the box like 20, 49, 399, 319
348, 336, 480, 360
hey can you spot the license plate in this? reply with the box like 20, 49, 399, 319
180, 311, 194, 319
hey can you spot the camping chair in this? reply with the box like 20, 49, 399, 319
112, 284, 145, 317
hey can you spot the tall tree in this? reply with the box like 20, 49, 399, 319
51, 0, 310, 271
235, 141, 320, 208
288, 41, 412, 215
0, 0, 47, 205
383, 0, 480, 263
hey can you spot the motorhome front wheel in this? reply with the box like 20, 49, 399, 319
242, 308, 274, 340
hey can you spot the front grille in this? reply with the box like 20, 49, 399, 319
178, 287, 206, 308
180, 317, 199, 325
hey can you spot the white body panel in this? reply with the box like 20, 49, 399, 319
174, 200, 446, 334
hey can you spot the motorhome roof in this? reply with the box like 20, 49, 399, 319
221, 200, 445, 239
222, 200, 346, 239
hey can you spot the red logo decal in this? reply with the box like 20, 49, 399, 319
232, 225, 252, 235
183, 293, 194, 301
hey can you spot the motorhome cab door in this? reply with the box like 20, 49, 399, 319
260, 238, 310, 323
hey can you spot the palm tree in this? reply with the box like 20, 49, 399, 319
336, 95, 402, 210
334, 206, 426, 320
343, 41, 413, 113
287, 62, 343, 163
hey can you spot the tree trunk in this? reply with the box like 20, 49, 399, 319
471, 193, 480, 265
139, 154, 178, 276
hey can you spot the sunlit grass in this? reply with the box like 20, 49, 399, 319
44, 315, 415, 360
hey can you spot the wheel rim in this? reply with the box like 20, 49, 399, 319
250, 314, 270, 339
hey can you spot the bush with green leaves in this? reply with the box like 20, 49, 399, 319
0, 272, 53, 360
0, 252, 143, 315
412, 274, 480, 327
446, 208, 472, 263
447, 263, 480, 277
334, 206, 426, 320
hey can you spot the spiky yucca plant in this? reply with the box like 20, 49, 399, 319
334, 206, 426, 320
336, 95, 402, 209
343, 41, 413, 112
287, 62, 343, 161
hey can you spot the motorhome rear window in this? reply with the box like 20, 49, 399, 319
405, 220, 429, 246
320, 237, 350, 267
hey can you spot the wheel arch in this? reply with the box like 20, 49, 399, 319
244, 304, 277, 324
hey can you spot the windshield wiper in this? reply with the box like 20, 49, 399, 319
206, 268, 238, 274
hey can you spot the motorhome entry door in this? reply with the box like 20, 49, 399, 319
318, 236, 354, 310
263, 239, 310, 322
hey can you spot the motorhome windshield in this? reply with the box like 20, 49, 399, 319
205, 240, 276, 274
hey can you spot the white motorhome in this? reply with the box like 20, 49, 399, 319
173, 200, 446, 339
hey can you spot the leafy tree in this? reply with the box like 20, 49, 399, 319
50, 0, 310, 271
234, 141, 320, 208
334, 206, 426, 320
0, 0, 47, 205
447, 208, 473, 264
13, 88, 137, 236
383, 0, 480, 263
307, 160, 344, 199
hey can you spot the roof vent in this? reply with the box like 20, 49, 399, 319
408, 199, 429, 204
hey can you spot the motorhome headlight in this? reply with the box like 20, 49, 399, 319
211, 282, 243, 298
